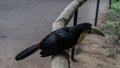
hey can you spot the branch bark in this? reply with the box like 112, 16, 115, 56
52, 0, 87, 31
51, 0, 87, 68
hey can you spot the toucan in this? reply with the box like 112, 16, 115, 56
15, 23, 106, 61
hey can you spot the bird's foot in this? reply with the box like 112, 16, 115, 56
71, 58, 78, 62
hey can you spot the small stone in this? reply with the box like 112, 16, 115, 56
92, 44, 98, 47
0, 35, 7, 38
116, 48, 120, 54
118, 40, 120, 45
107, 53, 116, 59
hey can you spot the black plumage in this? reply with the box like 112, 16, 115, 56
39, 23, 91, 57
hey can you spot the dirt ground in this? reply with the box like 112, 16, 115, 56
0, 0, 115, 68
71, 34, 120, 68
0, 34, 119, 68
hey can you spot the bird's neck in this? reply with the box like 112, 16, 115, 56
77, 31, 88, 44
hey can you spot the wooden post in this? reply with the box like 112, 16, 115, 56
109, 0, 111, 9
71, 8, 78, 60
51, 0, 87, 68
94, 0, 100, 26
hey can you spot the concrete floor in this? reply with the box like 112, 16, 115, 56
0, 0, 109, 68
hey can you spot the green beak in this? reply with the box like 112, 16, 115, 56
91, 26, 106, 37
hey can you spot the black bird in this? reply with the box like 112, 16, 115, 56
15, 23, 106, 60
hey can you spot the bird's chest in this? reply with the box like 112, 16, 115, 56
77, 32, 88, 44
71, 32, 88, 48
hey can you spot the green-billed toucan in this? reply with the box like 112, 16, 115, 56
15, 23, 106, 60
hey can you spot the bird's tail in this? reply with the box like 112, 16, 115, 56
15, 41, 41, 61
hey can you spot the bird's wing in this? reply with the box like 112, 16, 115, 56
39, 28, 74, 57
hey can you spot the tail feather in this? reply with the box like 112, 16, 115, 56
15, 45, 39, 61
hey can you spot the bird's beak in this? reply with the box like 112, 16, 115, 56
90, 26, 106, 37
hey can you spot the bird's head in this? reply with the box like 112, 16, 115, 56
76, 23, 106, 37
75, 23, 106, 43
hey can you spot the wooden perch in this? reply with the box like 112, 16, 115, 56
52, 0, 87, 31
51, 0, 87, 68
51, 51, 70, 68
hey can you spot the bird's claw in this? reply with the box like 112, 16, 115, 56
71, 58, 78, 62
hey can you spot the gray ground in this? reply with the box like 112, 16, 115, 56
0, 0, 109, 68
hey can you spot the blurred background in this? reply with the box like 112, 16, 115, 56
0, 0, 109, 68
